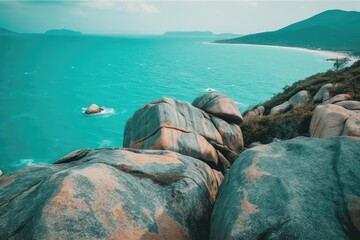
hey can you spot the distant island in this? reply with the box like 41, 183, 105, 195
0, 27, 16, 35
45, 29, 82, 35
163, 31, 242, 37
215, 9, 360, 56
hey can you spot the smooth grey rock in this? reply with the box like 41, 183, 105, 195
123, 97, 244, 171
85, 103, 103, 114
270, 101, 291, 115
289, 90, 311, 107
244, 106, 265, 120
210, 137, 360, 240
335, 100, 360, 110
314, 83, 333, 103
0, 148, 222, 240
323, 94, 351, 105
310, 104, 360, 138
192, 93, 243, 124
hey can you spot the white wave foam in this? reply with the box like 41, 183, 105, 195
13, 159, 36, 167
12, 159, 48, 169
98, 139, 113, 147
82, 107, 116, 117
205, 88, 218, 92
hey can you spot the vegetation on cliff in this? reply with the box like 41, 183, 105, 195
216, 10, 360, 56
241, 60, 360, 146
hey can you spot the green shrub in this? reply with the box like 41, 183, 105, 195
241, 104, 315, 147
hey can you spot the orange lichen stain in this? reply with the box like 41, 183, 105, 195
347, 195, 360, 231
197, 134, 218, 164
0, 175, 15, 189
48, 178, 85, 218
241, 191, 258, 214
155, 208, 189, 239
113, 207, 126, 219
206, 168, 224, 204
234, 191, 258, 229
110, 204, 158, 240
245, 153, 281, 180
72, 164, 124, 192
152, 128, 181, 151
119, 148, 181, 166
245, 158, 271, 180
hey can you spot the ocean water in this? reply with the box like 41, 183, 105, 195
0, 34, 338, 174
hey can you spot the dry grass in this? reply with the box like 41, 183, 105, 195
241, 60, 360, 147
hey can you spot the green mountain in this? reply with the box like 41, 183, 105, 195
216, 10, 360, 55
45, 29, 82, 35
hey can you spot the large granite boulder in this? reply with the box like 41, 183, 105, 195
323, 94, 351, 105
310, 103, 360, 138
210, 137, 360, 239
336, 100, 360, 110
123, 95, 244, 172
85, 103, 103, 114
244, 106, 265, 120
0, 148, 222, 240
192, 93, 243, 124
269, 101, 291, 115
289, 90, 311, 107
313, 83, 333, 103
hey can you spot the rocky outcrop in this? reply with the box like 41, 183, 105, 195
313, 83, 333, 103
192, 93, 243, 124
0, 148, 222, 240
289, 90, 311, 107
323, 94, 351, 105
336, 100, 360, 110
269, 101, 290, 115
85, 103, 103, 114
123, 94, 244, 172
210, 137, 360, 240
310, 103, 360, 138
244, 106, 265, 120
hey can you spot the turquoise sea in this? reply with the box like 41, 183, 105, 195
0, 34, 338, 174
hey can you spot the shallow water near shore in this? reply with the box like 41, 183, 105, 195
0, 34, 339, 173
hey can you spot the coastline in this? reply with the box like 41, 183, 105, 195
206, 42, 359, 61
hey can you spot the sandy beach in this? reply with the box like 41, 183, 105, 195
207, 42, 359, 61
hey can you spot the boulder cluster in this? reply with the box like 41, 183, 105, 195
244, 83, 360, 139
123, 93, 244, 172
1, 92, 359, 239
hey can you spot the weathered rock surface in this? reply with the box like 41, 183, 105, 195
210, 137, 360, 240
310, 104, 360, 138
123, 95, 244, 172
289, 90, 311, 107
0, 148, 222, 240
192, 93, 243, 124
336, 100, 360, 110
244, 106, 265, 120
313, 83, 333, 103
85, 103, 103, 114
269, 101, 291, 115
323, 94, 351, 105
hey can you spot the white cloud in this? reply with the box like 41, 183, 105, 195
247, 1, 259, 8
120, 1, 159, 14
78, 1, 159, 14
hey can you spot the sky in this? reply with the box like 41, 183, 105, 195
0, 0, 360, 35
